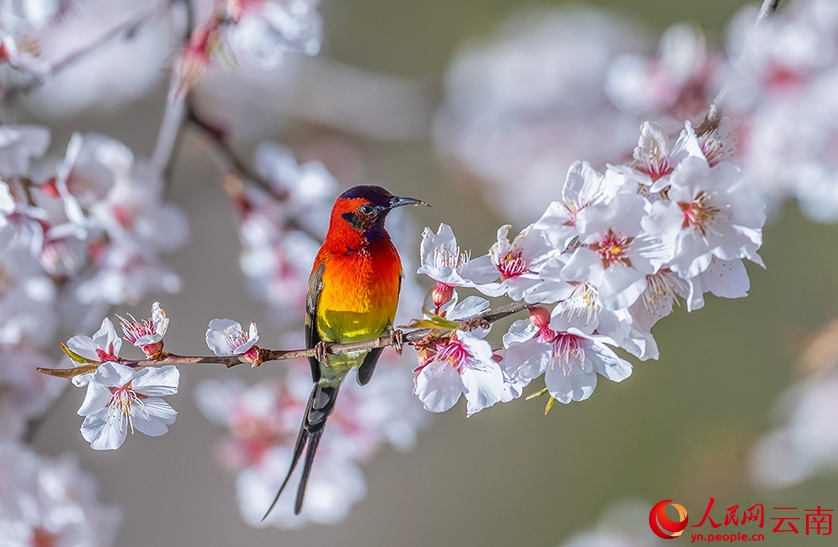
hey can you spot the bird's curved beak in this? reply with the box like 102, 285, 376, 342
387, 195, 428, 209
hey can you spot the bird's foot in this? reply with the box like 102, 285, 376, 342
314, 341, 330, 366
461, 317, 490, 331
390, 329, 405, 355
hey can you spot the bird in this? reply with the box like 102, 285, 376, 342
263, 184, 426, 519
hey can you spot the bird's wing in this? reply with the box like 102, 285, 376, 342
305, 260, 326, 383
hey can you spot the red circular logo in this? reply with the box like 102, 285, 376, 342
649, 499, 689, 539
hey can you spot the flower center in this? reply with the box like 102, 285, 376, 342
111, 204, 135, 229
766, 63, 804, 91
497, 249, 528, 280
641, 149, 672, 181
227, 330, 250, 351
549, 332, 585, 375
557, 282, 601, 326
118, 314, 157, 344
592, 229, 632, 268
107, 382, 148, 435
95, 342, 119, 362
434, 246, 470, 271
641, 270, 685, 317
39, 238, 83, 279
438, 338, 472, 372
679, 191, 721, 237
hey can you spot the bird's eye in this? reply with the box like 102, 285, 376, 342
359, 204, 375, 215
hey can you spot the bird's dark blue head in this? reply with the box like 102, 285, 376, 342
331, 185, 426, 242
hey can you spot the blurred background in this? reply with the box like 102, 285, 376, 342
11, 0, 838, 545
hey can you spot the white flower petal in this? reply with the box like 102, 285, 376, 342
132, 398, 177, 436
461, 362, 505, 416
132, 365, 180, 397
81, 410, 128, 451
414, 361, 463, 413
92, 362, 135, 388
78, 381, 111, 416
545, 364, 598, 404
589, 344, 633, 382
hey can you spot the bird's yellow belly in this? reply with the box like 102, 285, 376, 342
317, 308, 392, 343
316, 253, 400, 342
316, 288, 396, 372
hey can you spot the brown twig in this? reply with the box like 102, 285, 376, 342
38, 301, 529, 376
17, 0, 174, 93
185, 101, 327, 240
695, 0, 783, 136
185, 103, 265, 187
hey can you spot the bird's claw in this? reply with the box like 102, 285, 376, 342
390, 329, 405, 355
462, 317, 490, 331
314, 341, 329, 366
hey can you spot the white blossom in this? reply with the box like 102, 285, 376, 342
434, 7, 643, 222
206, 318, 260, 357
66, 317, 122, 360
645, 157, 764, 279
561, 192, 673, 310
78, 362, 179, 450
503, 311, 632, 404
0, 349, 63, 439
227, 0, 323, 69
414, 330, 505, 417
606, 22, 715, 124
418, 223, 497, 288
118, 301, 169, 347
533, 161, 618, 251
750, 371, 838, 488
469, 224, 560, 303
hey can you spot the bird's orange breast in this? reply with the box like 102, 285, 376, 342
315, 238, 402, 344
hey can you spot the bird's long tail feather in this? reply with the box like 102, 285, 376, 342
262, 383, 340, 520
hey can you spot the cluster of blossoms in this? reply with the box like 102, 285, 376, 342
0, 438, 121, 547
724, 0, 838, 221
435, 0, 836, 226
174, 0, 323, 95
194, 354, 428, 528
5, 0, 834, 537
61, 302, 179, 450
0, 127, 186, 445
414, 120, 765, 414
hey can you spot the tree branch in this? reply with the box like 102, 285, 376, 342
696, 0, 783, 136
38, 301, 529, 376
17, 0, 174, 93
185, 101, 327, 241
151, 92, 186, 175
185, 103, 265, 186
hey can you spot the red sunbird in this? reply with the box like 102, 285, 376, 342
263, 185, 427, 519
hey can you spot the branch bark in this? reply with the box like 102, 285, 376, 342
17, 0, 174, 93
696, 0, 783, 136
38, 301, 529, 376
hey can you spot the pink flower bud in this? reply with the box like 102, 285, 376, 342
432, 282, 455, 308
528, 306, 551, 328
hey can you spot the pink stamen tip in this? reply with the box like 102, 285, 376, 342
497, 250, 528, 280
438, 338, 471, 372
